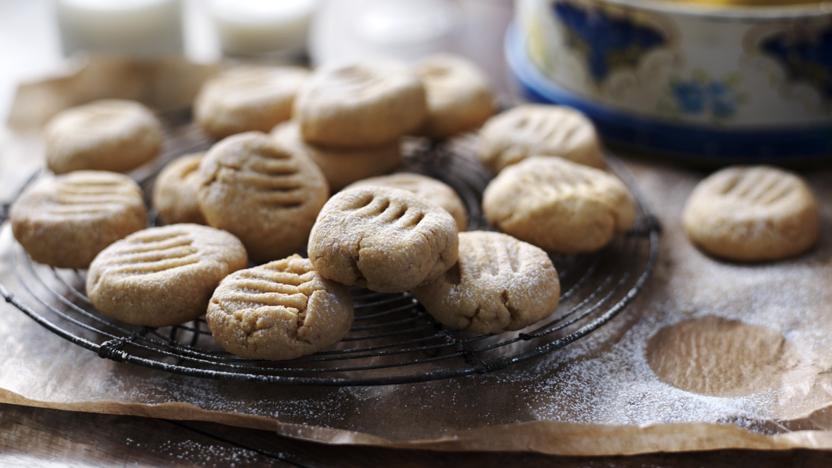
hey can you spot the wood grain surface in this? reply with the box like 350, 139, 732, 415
3, 403, 832, 467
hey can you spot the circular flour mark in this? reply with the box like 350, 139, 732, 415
645, 316, 797, 397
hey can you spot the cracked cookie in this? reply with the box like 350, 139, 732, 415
196, 132, 329, 262
86, 224, 248, 326
294, 61, 427, 147
478, 105, 605, 173
347, 172, 468, 231
483, 157, 635, 254
46, 100, 164, 174
271, 121, 402, 190
683, 166, 819, 262
153, 153, 206, 225
415, 54, 495, 138
207, 254, 353, 360
308, 186, 458, 293
413, 231, 560, 333
10, 171, 147, 268
195, 66, 310, 138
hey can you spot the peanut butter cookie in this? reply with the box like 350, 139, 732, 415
196, 132, 328, 262
271, 121, 402, 190
294, 62, 427, 147
413, 231, 560, 333
152, 153, 206, 225
308, 186, 458, 292
10, 171, 147, 268
195, 66, 309, 138
86, 224, 248, 326
416, 54, 495, 138
478, 105, 605, 172
347, 172, 468, 230
483, 157, 635, 254
683, 166, 819, 261
207, 254, 353, 360
46, 100, 163, 174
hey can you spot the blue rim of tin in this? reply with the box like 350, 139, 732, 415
505, 22, 832, 163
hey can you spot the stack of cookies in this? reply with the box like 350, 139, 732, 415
271, 61, 424, 190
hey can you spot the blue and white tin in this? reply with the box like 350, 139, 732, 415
508, 0, 832, 163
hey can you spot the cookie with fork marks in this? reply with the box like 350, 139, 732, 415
10, 171, 147, 268
478, 105, 605, 172
195, 66, 310, 138
483, 157, 636, 254
413, 231, 560, 333
415, 54, 495, 138
347, 172, 468, 231
87, 224, 248, 326
308, 186, 458, 293
196, 132, 329, 262
45, 100, 163, 174
683, 166, 819, 262
153, 153, 206, 225
207, 254, 353, 360
294, 61, 427, 147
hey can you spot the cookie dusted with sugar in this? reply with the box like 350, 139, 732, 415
207, 254, 353, 360
271, 121, 402, 191
86, 224, 248, 327
195, 66, 310, 138
347, 172, 468, 231
10, 171, 147, 268
308, 186, 458, 293
45, 100, 163, 174
478, 105, 605, 172
196, 132, 329, 262
483, 157, 635, 254
683, 166, 819, 262
413, 231, 560, 334
294, 61, 427, 147
153, 153, 206, 225
415, 54, 495, 138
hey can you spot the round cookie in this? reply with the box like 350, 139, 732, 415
347, 172, 468, 231
207, 254, 353, 360
294, 61, 427, 147
478, 105, 605, 172
10, 171, 147, 268
682, 166, 819, 262
308, 186, 458, 293
483, 157, 636, 254
195, 66, 310, 138
196, 132, 328, 262
152, 153, 206, 225
45, 100, 163, 174
413, 231, 560, 333
271, 121, 402, 190
415, 54, 495, 138
87, 224, 248, 326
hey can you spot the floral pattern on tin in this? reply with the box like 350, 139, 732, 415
760, 23, 832, 101
659, 71, 747, 122
552, 1, 667, 83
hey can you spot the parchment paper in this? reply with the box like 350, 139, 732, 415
1, 58, 832, 456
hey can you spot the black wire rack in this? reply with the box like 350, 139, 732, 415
0, 110, 661, 386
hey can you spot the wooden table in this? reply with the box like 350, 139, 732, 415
3, 403, 830, 467
2, 1, 831, 465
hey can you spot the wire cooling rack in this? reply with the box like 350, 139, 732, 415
0, 111, 660, 385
